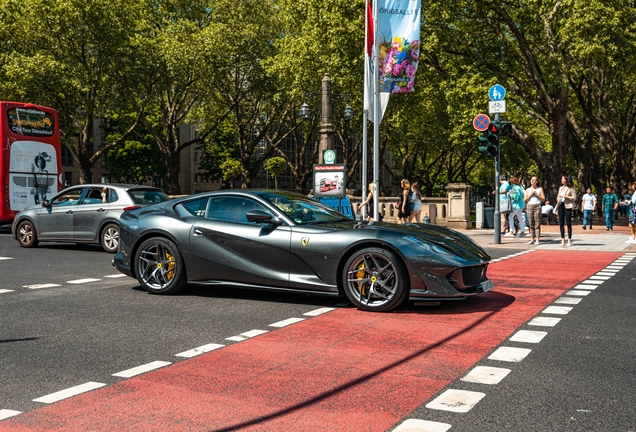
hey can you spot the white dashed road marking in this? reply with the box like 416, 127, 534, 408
175, 343, 225, 358
303, 307, 336, 316
241, 329, 269, 338
104, 274, 128, 278
488, 347, 532, 362
574, 284, 597, 290
269, 317, 305, 328
426, 389, 486, 413
0, 289, 14, 294
528, 317, 561, 327
112, 361, 171, 378
226, 336, 246, 342
541, 306, 572, 315
23, 284, 62, 289
509, 330, 547, 343
566, 289, 591, 296
393, 419, 452, 432
33, 382, 106, 404
0, 257, 14, 261
461, 366, 511, 385
554, 297, 582, 304
0, 409, 21, 420
67, 278, 101, 284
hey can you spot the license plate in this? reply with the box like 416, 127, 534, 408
481, 279, 494, 292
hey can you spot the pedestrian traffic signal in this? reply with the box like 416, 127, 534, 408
477, 122, 500, 157
500, 121, 513, 136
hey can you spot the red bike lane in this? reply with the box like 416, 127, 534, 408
1, 251, 621, 431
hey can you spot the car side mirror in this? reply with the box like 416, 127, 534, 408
42, 200, 50, 208
246, 210, 282, 226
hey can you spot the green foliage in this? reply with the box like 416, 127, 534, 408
220, 159, 242, 183
263, 157, 287, 178
106, 140, 166, 184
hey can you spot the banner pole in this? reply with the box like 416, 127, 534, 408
372, 0, 380, 222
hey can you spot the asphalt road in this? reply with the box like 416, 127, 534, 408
1, 227, 634, 431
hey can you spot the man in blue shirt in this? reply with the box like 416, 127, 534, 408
601, 187, 619, 230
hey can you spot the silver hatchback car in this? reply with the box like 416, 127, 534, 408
12, 183, 171, 253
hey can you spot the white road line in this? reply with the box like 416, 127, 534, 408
0, 257, 14, 261
509, 330, 548, 343
303, 307, 336, 316
241, 329, 269, 338
554, 297, 582, 305
595, 271, 617, 276
605, 266, 624, 270
566, 290, 591, 296
528, 317, 562, 327
23, 283, 62, 289
175, 343, 225, 358
67, 278, 101, 284
461, 366, 511, 385
574, 284, 597, 290
33, 382, 106, 404
0, 409, 21, 420
588, 275, 610, 280
393, 419, 451, 432
0, 289, 14, 294
225, 336, 246, 342
112, 361, 171, 378
542, 306, 573, 315
488, 346, 532, 362
104, 274, 128, 278
580, 280, 603, 285
269, 317, 305, 328
425, 389, 486, 413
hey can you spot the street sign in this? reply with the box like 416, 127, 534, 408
488, 84, 506, 101
488, 100, 506, 114
473, 114, 491, 131
323, 150, 336, 164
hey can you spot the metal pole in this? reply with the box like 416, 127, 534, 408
372, 0, 380, 222
318, 73, 335, 164
362, 111, 368, 219
494, 112, 501, 244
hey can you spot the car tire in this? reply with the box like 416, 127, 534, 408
100, 223, 119, 253
342, 247, 408, 312
17, 220, 39, 248
135, 237, 187, 295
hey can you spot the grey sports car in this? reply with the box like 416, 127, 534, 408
113, 190, 492, 312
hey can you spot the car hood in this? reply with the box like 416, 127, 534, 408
312, 220, 490, 263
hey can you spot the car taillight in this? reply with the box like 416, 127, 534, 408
123, 206, 141, 212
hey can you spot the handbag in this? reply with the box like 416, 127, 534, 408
553, 201, 561, 215
500, 197, 512, 213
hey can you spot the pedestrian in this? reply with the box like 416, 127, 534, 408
581, 187, 596, 230
627, 181, 636, 244
409, 182, 422, 223
557, 174, 577, 247
359, 183, 375, 220
601, 186, 619, 231
524, 176, 545, 244
396, 179, 412, 224
499, 175, 512, 235
505, 176, 526, 237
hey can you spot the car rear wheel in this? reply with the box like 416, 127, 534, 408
342, 247, 408, 312
135, 237, 187, 295
17, 220, 39, 248
100, 223, 119, 253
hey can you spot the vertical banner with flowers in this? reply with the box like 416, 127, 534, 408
377, 0, 421, 94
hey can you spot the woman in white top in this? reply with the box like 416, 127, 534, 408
524, 176, 545, 245
409, 182, 423, 223
557, 174, 577, 247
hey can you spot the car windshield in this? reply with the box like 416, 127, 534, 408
128, 189, 171, 205
262, 192, 350, 225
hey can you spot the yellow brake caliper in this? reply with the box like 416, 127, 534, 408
356, 262, 367, 296
165, 251, 175, 280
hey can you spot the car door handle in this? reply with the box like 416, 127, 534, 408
66, 210, 74, 214
194, 228, 203, 236
97, 208, 106, 212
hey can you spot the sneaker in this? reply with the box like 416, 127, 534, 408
606, 227, 610, 231
535, 240, 540, 245
527, 240, 534, 245
582, 226, 586, 230
503, 232, 513, 237
626, 239, 634, 243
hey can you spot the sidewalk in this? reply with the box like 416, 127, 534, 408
458, 216, 636, 252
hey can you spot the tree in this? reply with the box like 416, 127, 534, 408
263, 157, 287, 189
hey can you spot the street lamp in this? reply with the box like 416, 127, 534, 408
299, 73, 353, 163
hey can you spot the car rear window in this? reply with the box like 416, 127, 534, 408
128, 189, 171, 204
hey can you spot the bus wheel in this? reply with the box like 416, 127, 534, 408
100, 223, 119, 253
17, 220, 39, 248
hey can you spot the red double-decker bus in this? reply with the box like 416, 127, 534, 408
0, 102, 62, 224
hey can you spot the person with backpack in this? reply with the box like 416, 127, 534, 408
504, 176, 526, 237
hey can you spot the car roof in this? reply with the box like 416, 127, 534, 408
63, 184, 163, 191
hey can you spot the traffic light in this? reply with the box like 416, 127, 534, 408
500, 121, 513, 136
477, 122, 500, 157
